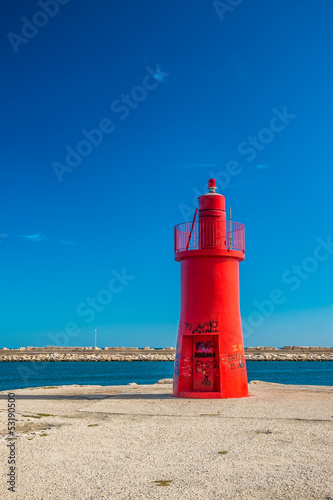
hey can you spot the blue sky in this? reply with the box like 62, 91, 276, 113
0, 0, 332, 348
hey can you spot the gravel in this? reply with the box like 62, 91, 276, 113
0, 381, 332, 499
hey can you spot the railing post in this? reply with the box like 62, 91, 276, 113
186, 209, 198, 251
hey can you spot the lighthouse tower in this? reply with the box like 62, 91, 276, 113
173, 179, 248, 399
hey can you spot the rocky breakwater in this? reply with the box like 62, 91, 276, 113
0, 346, 176, 362
0, 346, 332, 361
245, 346, 333, 361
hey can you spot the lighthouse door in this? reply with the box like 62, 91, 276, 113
192, 335, 218, 392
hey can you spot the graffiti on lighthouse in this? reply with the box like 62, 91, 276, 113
184, 320, 219, 335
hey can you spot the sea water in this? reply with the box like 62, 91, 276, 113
0, 361, 332, 391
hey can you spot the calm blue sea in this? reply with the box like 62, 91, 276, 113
0, 361, 332, 391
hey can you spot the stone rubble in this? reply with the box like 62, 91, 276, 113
0, 351, 333, 362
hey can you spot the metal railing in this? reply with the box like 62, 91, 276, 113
174, 220, 244, 253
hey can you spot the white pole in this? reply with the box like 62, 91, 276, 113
94, 329, 97, 349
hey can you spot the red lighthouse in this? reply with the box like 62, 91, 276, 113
173, 179, 248, 399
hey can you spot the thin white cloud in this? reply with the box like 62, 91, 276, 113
17, 233, 47, 242
152, 64, 167, 83
16, 233, 79, 245
225, 178, 262, 189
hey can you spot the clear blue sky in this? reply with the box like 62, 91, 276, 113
1, 0, 332, 348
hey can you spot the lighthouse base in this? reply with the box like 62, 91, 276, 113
172, 332, 249, 400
